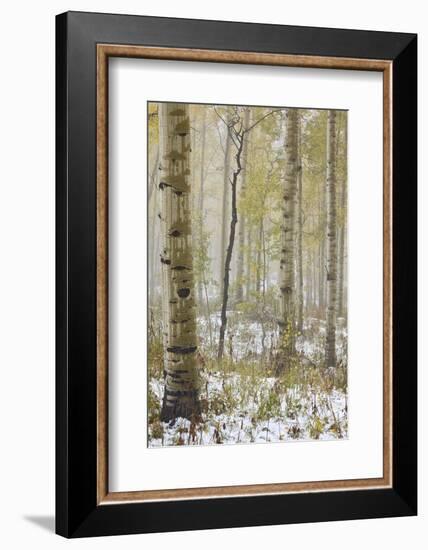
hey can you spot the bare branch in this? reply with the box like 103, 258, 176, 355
244, 108, 283, 134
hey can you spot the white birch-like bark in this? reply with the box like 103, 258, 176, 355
159, 106, 170, 355
325, 110, 338, 368
278, 109, 299, 358
197, 108, 207, 305
306, 251, 313, 310
318, 180, 326, 313
159, 103, 199, 421
296, 122, 304, 332
149, 176, 160, 301
245, 226, 253, 298
337, 116, 347, 320
256, 219, 263, 292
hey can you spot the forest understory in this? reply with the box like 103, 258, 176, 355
148, 307, 348, 447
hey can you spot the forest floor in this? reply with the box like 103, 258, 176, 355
148, 314, 348, 447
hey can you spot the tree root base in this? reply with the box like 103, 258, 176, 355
160, 391, 201, 423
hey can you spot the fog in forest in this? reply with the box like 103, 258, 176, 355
147, 102, 348, 447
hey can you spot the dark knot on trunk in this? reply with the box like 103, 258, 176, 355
177, 288, 190, 298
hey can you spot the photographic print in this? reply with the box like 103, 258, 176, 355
148, 102, 348, 447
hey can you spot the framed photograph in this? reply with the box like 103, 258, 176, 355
56, 11, 417, 538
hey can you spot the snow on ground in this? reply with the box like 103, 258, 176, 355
148, 369, 348, 447
148, 311, 348, 447
198, 312, 347, 365
197, 311, 275, 360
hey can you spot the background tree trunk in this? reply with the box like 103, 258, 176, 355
297, 122, 304, 332
197, 109, 207, 305
337, 116, 347, 320
159, 103, 200, 421
256, 219, 263, 292
219, 123, 231, 296
235, 108, 251, 302
245, 226, 253, 298
325, 110, 338, 368
318, 183, 326, 314
278, 109, 299, 360
306, 251, 313, 311
218, 125, 245, 359
337, 215, 345, 319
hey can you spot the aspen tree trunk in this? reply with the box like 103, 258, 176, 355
235, 108, 250, 302
148, 146, 160, 300
262, 225, 267, 298
313, 256, 317, 313
337, 116, 347, 320
219, 125, 232, 296
159, 107, 170, 357
149, 147, 159, 201
325, 110, 338, 368
245, 226, 253, 298
245, 134, 255, 300
197, 108, 207, 305
149, 181, 159, 301
337, 220, 345, 319
278, 109, 299, 360
306, 252, 312, 311
159, 103, 200, 421
297, 122, 304, 333
318, 187, 325, 313
256, 219, 263, 292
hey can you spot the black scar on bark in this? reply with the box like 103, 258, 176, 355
167, 346, 197, 354
163, 150, 185, 161
177, 288, 190, 298
159, 181, 184, 196
163, 388, 196, 397
170, 318, 190, 324
167, 376, 186, 383
165, 369, 189, 375
169, 108, 186, 116
280, 286, 292, 294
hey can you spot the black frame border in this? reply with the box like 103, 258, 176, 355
56, 11, 417, 538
